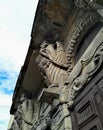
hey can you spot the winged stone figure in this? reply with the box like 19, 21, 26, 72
36, 41, 68, 88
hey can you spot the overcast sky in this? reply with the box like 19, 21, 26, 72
0, 0, 38, 129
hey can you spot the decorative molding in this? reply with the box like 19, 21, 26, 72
76, 98, 97, 127
31, 114, 51, 130
74, 0, 103, 11
51, 104, 71, 130
68, 28, 103, 107
66, 11, 102, 75
73, 42, 103, 88
74, 0, 89, 9
75, 42, 103, 88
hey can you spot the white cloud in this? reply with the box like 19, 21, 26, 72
0, 94, 12, 107
0, 7, 11, 18
0, 0, 39, 130
0, 0, 38, 71
0, 107, 11, 130
0, 27, 29, 71
0, 0, 39, 71
0, 94, 12, 130
0, 70, 18, 92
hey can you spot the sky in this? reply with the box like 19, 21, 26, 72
0, 0, 38, 129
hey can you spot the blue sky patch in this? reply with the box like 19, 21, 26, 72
0, 70, 9, 80
0, 0, 38, 130
1, 88, 14, 94
0, 69, 18, 94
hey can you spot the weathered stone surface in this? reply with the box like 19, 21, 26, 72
66, 27, 103, 108
36, 41, 68, 86
36, 41, 68, 103
8, 0, 103, 130
31, 0, 74, 48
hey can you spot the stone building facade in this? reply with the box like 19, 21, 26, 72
8, 0, 103, 130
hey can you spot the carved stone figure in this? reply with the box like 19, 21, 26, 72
32, 114, 51, 130
73, 42, 103, 91
67, 42, 103, 107
10, 94, 39, 130
9, 95, 25, 130
22, 99, 34, 130
36, 41, 68, 87
36, 41, 69, 103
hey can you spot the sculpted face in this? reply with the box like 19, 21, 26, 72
40, 41, 56, 60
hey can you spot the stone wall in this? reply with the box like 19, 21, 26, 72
8, 0, 103, 130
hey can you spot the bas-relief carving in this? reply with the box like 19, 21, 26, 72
35, 0, 102, 99
22, 99, 37, 130
66, 13, 102, 74
67, 41, 103, 108
10, 95, 24, 130
36, 31, 103, 130
73, 42, 103, 91
10, 94, 40, 130
34, 1, 103, 130
65, 0, 102, 76
8, 1, 103, 130
32, 102, 71, 130
31, 113, 51, 130
51, 103, 72, 130
36, 41, 73, 130
75, 0, 103, 11
36, 26, 103, 130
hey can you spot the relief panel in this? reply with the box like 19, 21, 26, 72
80, 119, 103, 130
76, 97, 97, 128
71, 73, 103, 130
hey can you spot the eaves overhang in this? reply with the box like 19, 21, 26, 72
10, 0, 74, 114
10, 0, 103, 114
